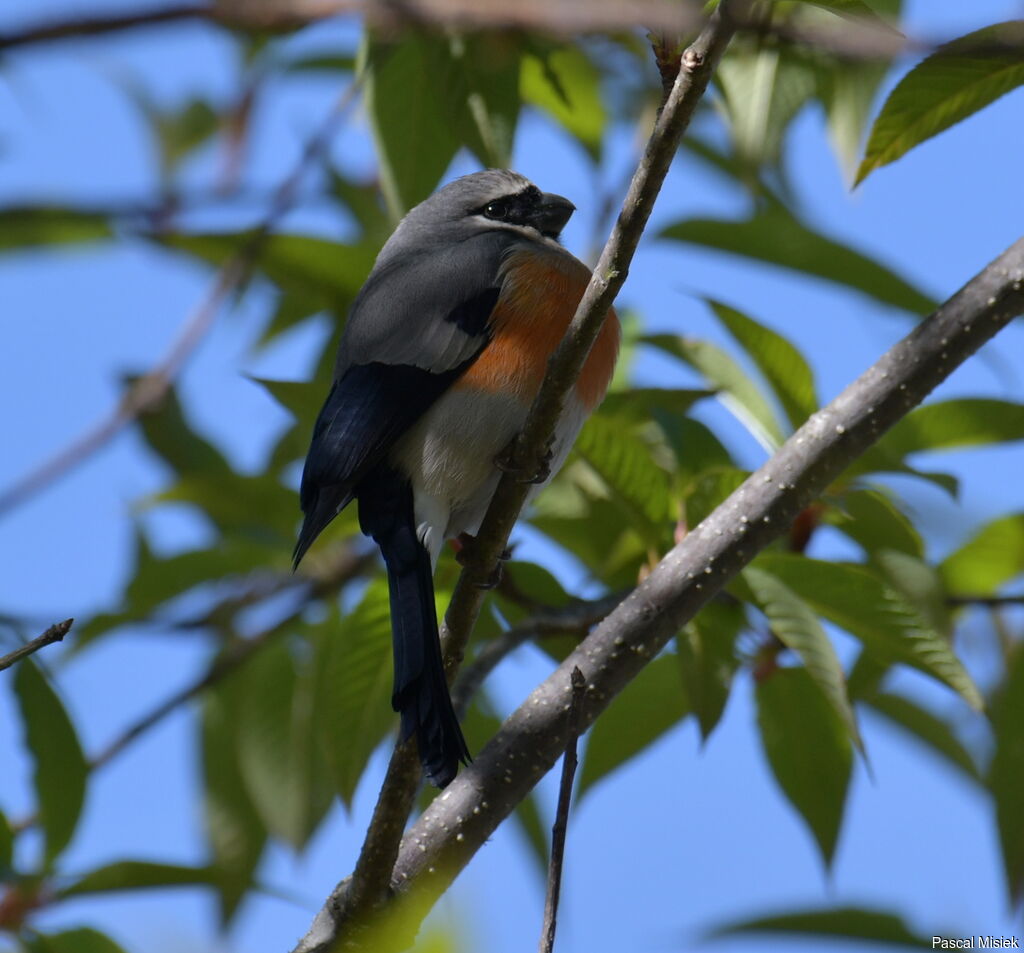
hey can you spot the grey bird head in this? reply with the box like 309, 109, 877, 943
381, 170, 576, 261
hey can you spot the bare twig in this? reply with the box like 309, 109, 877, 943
947, 594, 1024, 608
539, 665, 586, 953
297, 239, 1024, 949
290, 5, 744, 949
0, 81, 361, 521
0, 619, 73, 673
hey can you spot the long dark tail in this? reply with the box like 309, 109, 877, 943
358, 469, 470, 787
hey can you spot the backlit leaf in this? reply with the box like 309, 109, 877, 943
940, 513, 1024, 596
521, 44, 605, 159
991, 647, 1024, 902
710, 905, 934, 948
59, 860, 218, 898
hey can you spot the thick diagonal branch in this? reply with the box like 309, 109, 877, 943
298, 239, 1024, 948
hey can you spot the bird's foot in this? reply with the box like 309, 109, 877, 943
494, 438, 554, 485
454, 532, 511, 589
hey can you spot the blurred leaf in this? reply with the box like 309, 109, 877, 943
21, 929, 129, 953
879, 398, 1024, 456
521, 44, 605, 159
796, 0, 902, 28
0, 207, 110, 250
59, 860, 218, 898
661, 204, 937, 315
875, 549, 951, 638
742, 567, 860, 747
865, 691, 980, 783
827, 487, 924, 559
857, 21, 1024, 184
717, 43, 818, 166
707, 299, 818, 430
991, 646, 1024, 903
156, 98, 220, 169
573, 411, 673, 544
362, 30, 522, 215
709, 905, 934, 948
578, 654, 689, 797
684, 467, 750, 529
132, 383, 230, 478
756, 553, 982, 710
756, 667, 852, 865
644, 334, 784, 449
940, 513, 1024, 596
202, 684, 267, 923
251, 376, 324, 430
161, 231, 375, 309
0, 809, 12, 876
13, 659, 88, 867
658, 417, 736, 485
313, 582, 396, 806
599, 388, 714, 424
235, 634, 334, 848
677, 597, 745, 741
284, 53, 356, 73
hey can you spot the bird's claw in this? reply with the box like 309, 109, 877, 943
454, 533, 511, 589
494, 439, 554, 485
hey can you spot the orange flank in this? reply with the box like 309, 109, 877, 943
454, 248, 620, 410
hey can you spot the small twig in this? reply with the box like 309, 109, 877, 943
947, 594, 1024, 608
0, 619, 73, 673
0, 81, 361, 521
538, 666, 587, 953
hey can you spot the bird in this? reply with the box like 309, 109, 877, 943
294, 169, 620, 787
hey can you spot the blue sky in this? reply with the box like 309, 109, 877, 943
2, 1, 1024, 951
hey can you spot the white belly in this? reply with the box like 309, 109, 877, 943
391, 388, 586, 564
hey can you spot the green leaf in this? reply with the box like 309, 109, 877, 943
707, 299, 818, 430
684, 467, 750, 530
59, 860, 219, 898
156, 98, 220, 169
660, 204, 937, 315
742, 567, 860, 747
578, 654, 689, 797
755, 553, 982, 710
22, 929, 130, 953
677, 597, 745, 741
0, 809, 12, 876
598, 388, 714, 425
881, 398, 1024, 458
13, 659, 88, 866
828, 487, 924, 559
710, 905, 934, 949
362, 30, 522, 216
865, 692, 980, 783
573, 411, 673, 544
756, 667, 852, 865
857, 21, 1024, 184
0, 207, 111, 250
940, 513, 1024, 596
202, 684, 267, 923
132, 382, 230, 478
644, 334, 784, 449
235, 634, 334, 848
796, 0, 902, 28
875, 549, 951, 639
657, 417, 736, 485
521, 44, 605, 159
313, 582, 396, 806
991, 647, 1024, 902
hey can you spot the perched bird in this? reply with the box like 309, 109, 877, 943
294, 170, 619, 787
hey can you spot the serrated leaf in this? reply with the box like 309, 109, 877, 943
742, 567, 860, 748
707, 299, 818, 430
660, 205, 936, 315
521, 44, 604, 159
313, 582, 396, 806
644, 333, 784, 449
13, 659, 88, 866
573, 411, 673, 544
59, 860, 218, 898
598, 388, 714, 424
757, 667, 852, 865
235, 634, 334, 848
755, 554, 982, 710
875, 550, 951, 639
202, 685, 267, 923
857, 21, 1024, 184
677, 597, 745, 741
940, 513, 1024, 596
991, 647, 1024, 903
865, 692, 980, 783
709, 905, 934, 949
684, 467, 750, 530
828, 487, 924, 559
657, 416, 736, 485
21, 929, 129, 953
0, 207, 111, 250
578, 655, 689, 797
880, 398, 1024, 457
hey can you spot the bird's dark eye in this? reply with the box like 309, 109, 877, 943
483, 200, 508, 220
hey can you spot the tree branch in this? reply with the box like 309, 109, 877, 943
297, 239, 1024, 948
0, 619, 73, 673
291, 4, 745, 949
0, 82, 360, 521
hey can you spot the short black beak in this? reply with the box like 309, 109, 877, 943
531, 192, 575, 238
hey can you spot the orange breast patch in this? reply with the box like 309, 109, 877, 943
455, 248, 620, 410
